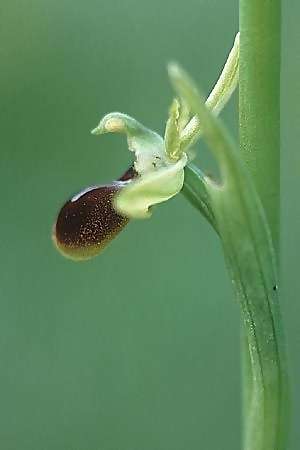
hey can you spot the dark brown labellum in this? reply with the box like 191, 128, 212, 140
53, 167, 136, 260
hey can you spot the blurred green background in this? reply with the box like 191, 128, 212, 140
0, 1, 298, 449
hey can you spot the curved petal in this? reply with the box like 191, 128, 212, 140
114, 154, 188, 219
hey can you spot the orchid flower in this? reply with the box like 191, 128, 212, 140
53, 33, 239, 260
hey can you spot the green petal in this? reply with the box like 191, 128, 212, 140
114, 154, 188, 219
164, 99, 181, 161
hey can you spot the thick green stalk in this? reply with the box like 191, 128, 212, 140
239, 0, 280, 256
239, 2, 288, 450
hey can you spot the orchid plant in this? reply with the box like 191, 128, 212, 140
53, 34, 238, 259
53, 1, 288, 449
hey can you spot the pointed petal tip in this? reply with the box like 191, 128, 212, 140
168, 62, 181, 79
91, 113, 129, 137
91, 127, 101, 135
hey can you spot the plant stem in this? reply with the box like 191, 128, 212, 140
239, 1, 288, 450
239, 0, 280, 257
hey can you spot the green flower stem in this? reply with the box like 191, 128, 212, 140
169, 60, 288, 450
239, 2, 288, 450
239, 1, 280, 257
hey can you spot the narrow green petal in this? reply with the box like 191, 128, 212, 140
164, 99, 181, 161
114, 154, 187, 219
178, 32, 239, 150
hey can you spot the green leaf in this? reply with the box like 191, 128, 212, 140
169, 63, 287, 450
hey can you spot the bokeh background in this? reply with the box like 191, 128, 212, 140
1, 1, 298, 449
